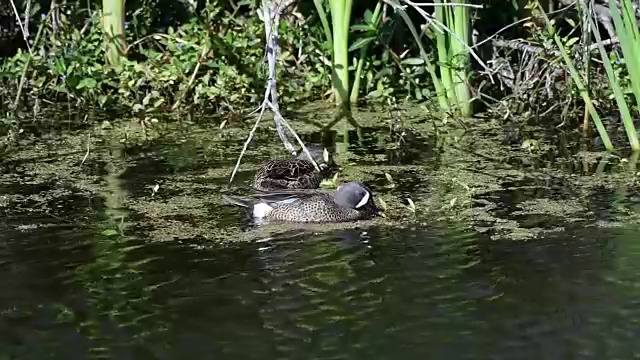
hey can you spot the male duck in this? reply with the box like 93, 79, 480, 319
253, 144, 334, 191
223, 182, 384, 223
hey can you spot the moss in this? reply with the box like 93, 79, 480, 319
2, 104, 640, 243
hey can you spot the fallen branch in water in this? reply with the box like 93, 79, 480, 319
229, 0, 320, 183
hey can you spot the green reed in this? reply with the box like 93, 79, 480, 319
390, 0, 473, 116
434, 0, 472, 116
314, 0, 353, 109
604, 0, 640, 151
102, 0, 126, 66
536, 1, 614, 151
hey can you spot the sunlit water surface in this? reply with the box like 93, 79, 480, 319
2, 218, 640, 359
1, 114, 640, 359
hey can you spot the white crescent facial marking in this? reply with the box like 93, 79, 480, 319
355, 191, 370, 209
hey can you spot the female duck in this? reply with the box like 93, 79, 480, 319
254, 144, 334, 191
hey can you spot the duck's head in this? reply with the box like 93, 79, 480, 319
334, 182, 384, 218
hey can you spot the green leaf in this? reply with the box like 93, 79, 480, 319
67, 62, 77, 75
102, 229, 118, 236
53, 84, 68, 93
367, 89, 383, 98
99, 95, 108, 107
565, 37, 579, 47
350, 24, 371, 32
401, 57, 425, 65
364, 9, 373, 23
54, 58, 65, 74
142, 92, 152, 106
348, 37, 375, 52
76, 78, 97, 89
374, 67, 393, 79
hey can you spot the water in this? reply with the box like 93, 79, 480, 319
1, 112, 640, 359
2, 219, 640, 359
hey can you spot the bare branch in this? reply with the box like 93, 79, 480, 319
8, 0, 32, 54
229, 0, 321, 183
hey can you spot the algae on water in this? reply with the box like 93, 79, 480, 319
2, 105, 640, 243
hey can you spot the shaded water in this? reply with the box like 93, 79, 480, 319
2, 109, 640, 359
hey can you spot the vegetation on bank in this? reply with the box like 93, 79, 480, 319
1, 0, 640, 152
1, 0, 438, 115
1, 1, 329, 114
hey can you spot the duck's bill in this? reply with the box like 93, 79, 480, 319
377, 211, 386, 218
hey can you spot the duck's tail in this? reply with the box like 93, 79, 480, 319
221, 194, 253, 208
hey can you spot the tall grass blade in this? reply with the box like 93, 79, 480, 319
589, 15, 639, 150
391, 4, 449, 110
350, 1, 383, 103
329, 0, 352, 106
609, 0, 640, 112
536, 2, 613, 150
452, 0, 471, 116
102, 0, 127, 66
434, 0, 454, 109
313, 0, 333, 48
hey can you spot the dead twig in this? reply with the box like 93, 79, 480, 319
8, 0, 33, 55
229, 0, 320, 183
171, 37, 210, 111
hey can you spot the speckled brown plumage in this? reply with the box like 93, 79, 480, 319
222, 182, 382, 223
254, 159, 325, 191
253, 144, 334, 191
266, 192, 369, 222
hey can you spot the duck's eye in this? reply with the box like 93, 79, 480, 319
355, 191, 370, 209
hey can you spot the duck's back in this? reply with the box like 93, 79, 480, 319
268, 193, 362, 223
254, 159, 321, 191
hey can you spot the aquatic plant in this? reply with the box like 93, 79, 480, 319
313, 0, 352, 110
0, 0, 486, 121
536, 0, 640, 152
535, 3, 613, 151
102, 0, 127, 66
312, 0, 387, 107
4, 0, 640, 152
433, 0, 472, 117
598, 0, 640, 151
385, 0, 484, 117
348, 2, 383, 103
0, 0, 330, 114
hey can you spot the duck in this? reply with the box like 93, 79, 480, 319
253, 144, 335, 191
222, 182, 384, 223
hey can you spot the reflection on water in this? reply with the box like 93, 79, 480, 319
1, 214, 640, 359
2, 117, 640, 359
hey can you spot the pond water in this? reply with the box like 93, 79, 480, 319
1, 107, 640, 359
